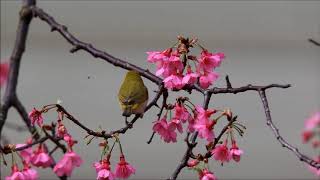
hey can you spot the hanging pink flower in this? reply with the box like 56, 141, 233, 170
198, 169, 217, 180
0, 61, 9, 87
114, 154, 136, 179
93, 159, 114, 180
193, 118, 215, 142
187, 159, 200, 167
30, 144, 53, 168
173, 103, 190, 123
182, 66, 199, 86
28, 108, 43, 127
229, 141, 243, 162
153, 117, 178, 143
16, 143, 33, 163
22, 162, 38, 180
199, 71, 219, 89
211, 141, 231, 163
163, 74, 184, 90
193, 106, 216, 141
53, 151, 83, 177
170, 119, 183, 134
198, 50, 225, 72
308, 156, 320, 176
63, 134, 76, 148
5, 164, 26, 180
302, 130, 314, 143
147, 48, 172, 63
304, 112, 320, 130
57, 120, 68, 138
187, 116, 196, 133
156, 56, 183, 78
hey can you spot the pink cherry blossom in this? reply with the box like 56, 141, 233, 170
198, 50, 225, 72
193, 118, 215, 142
230, 142, 243, 162
308, 157, 320, 176
57, 120, 68, 138
63, 134, 76, 147
199, 71, 219, 89
93, 159, 114, 180
146, 48, 172, 63
30, 144, 53, 168
302, 130, 314, 143
304, 112, 320, 130
170, 119, 183, 134
28, 108, 43, 127
192, 106, 216, 141
199, 169, 217, 180
156, 55, 183, 78
173, 103, 190, 123
187, 159, 200, 167
16, 143, 33, 163
22, 162, 38, 180
153, 117, 177, 143
182, 66, 199, 86
0, 61, 9, 87
5, 165, 26, 180
114, 155, 136, 179
211, 141, 231, 163
93, 162, 103, 173
53, 151, 83, 177
163, 74, 184, 90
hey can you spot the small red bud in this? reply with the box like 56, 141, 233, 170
187, 159, 199, 167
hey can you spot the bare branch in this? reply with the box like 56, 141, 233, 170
258, 90, 320, 169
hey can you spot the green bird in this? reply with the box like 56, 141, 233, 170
118, 70, 149, 117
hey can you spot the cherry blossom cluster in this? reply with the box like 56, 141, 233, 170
92, 138, 135, 180
147, 36, 225, 90
5, 106, 82, 180
302, 112, 320, 176
152, 97, 245, 179
2, 104, 137, 180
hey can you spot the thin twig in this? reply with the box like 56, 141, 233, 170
258, 90, 320, 169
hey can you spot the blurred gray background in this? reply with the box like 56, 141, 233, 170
1, 1, 320, 179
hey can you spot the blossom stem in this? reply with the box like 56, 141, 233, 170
14, 151, 24, 164
184, 104, 194, 114
11, 150, 16, 166
195, 42, 206, 51
215, 113, 225, 122
186, 100, 196, 108
104, 140, 116, 161
118, 139, 124, 155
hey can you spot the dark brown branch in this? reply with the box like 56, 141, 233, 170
258, 90, 320, 169
0, 1, 67, 179
0, 0, 35, 136
168, 92, 213, 180
2, 136, 49, 154
55, 85, 165, 140
203, 116, 238, 159
30, 6, 162, 86
2, 2, 314, 180
43, 129, 67, 153
308, 38, 320, 47
209, 84, 291, 94
13, 96, 39, 138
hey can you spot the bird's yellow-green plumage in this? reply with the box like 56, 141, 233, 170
118, 70, 148, 117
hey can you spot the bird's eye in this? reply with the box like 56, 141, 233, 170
127, 100, 134, 105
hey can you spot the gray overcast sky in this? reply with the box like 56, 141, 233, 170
1, 1, 320, 179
